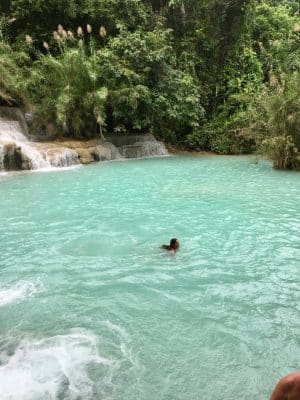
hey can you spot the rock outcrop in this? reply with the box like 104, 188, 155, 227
107, 134, 168, 158
0, 108, 168, 172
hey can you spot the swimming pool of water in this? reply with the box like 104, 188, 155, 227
0, 156, 299, 400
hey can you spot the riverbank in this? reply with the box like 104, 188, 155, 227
166, 144, 217, 157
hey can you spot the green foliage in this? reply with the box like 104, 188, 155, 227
203, 46, 265, 154
1, 0, 299, 168
261, 135, 298, 169
3, 0, 151, 45
252, 3, 299, 76
185, 129, 212, 151
152, 71, 204, 143
0, 18, 28, 106
101, 26, 173, 133
260, 72, 300, 168
192, 0, 300, 165
26, 24, 203, 140
26, 41, 108, 137
267, 72, 300, 146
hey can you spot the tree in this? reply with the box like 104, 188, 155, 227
0, 18, 28, 106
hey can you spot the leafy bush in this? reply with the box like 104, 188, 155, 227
260, 71, 300, 168
26, 24, 204, 140
266, 72, 300, 148
26, 30, 109, 138
185, 129, 212, 151
1, 0, 299, 169
203, 46, 265, 154
0, 19, 28, 106
261, 135, 298, 169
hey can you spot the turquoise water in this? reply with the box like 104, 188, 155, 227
0, 156, 299, 400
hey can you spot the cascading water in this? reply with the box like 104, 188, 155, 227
0, 111, 168, 172
106, 134, 168, 159
19, 144, 51, 170
0, 120, 28, 142
0, 118, 83, 170
0, 119, 51, 170
44, 147, 80, 168
118, 140, 168, 159
0, 143, 4, 170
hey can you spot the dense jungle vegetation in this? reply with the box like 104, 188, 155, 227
0, 0, 299, 168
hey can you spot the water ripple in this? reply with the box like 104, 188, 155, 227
0, 156, 299, 400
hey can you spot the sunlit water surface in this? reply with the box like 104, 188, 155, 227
0, 156, 299, 400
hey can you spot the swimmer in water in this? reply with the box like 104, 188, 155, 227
161, 238, 180, 254
270, 373, 300, 400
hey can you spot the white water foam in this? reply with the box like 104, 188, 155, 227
0, 120, 28, 143
19, 143, 51, 169
0, 143, 4, 169
32, 164, 82, 173
0, 119, 51, 170
47, 148, 80, 168
0, 281, 43, 306
101, 320, 140, 375
0, 329, 114, 400
119, 140, 168, 159
0, 119, 80, 171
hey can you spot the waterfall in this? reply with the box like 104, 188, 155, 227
45, 147, 80, 168
0, 109, 168, 172
0, 119, 51, 170
0, 117, 82, 171
118, 140, 168, 159
0, 143, 4, 170
106, 134, 168, 159
0, 120, 28, 143
93, 142, 123, 161
19, 144, 51, 170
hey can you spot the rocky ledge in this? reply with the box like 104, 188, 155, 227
0, 107, 168, 171
0, 136, 168, 171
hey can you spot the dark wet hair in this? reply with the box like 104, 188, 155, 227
170, 238, 178, 249
161, 238, 179, 251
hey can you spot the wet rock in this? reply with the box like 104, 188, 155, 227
0, 108, 168, 171
0, 142, 29, 170
106, 134, 168, 158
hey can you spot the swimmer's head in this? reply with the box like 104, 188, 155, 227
170, 238, 180, 250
